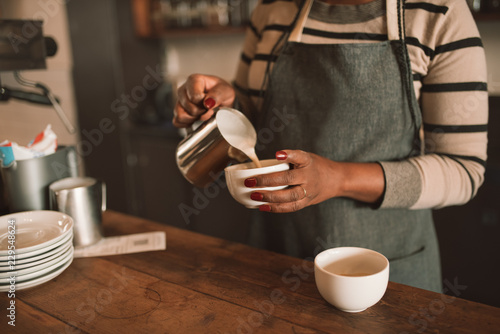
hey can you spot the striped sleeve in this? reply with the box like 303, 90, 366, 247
380, 0, 488, 209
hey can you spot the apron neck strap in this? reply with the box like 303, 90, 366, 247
387, 0, 404, 41
288, 0, 314, 42
288, 0, 403, 43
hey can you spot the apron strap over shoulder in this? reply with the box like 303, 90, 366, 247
290, 0, 403, 42
288, 0, 314, 42
387, 0, 404, 41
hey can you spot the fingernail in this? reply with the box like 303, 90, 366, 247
204, 97, 216, 109
244, 178, 257, 187
259, 205, 271, 212
250, 192, 263, 201
276, 151, 287, 160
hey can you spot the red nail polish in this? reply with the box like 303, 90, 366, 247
276, 151, 287, 160
251, 192, 263, 201
244, 178, 257, 187
259, 205, 271, 212
204, 97, 216, 109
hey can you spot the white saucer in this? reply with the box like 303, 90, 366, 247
0, 246, 73, 278
0, 242, 73, 274
0, 254, 73, 292
0, 235, 72, 267
0, 247, 74, 284
0, 211, 73, 256
0, 231, 73, 262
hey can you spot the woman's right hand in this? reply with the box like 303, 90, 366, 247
173, 74, 235, 128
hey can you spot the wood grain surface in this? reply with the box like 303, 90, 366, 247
1, 210, 499, 333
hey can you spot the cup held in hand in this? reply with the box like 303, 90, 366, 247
224, 159, 290, 208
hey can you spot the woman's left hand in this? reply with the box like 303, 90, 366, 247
245, 150, 341, 213
245, 150, 385, 213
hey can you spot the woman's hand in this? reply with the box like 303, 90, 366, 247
245, 150, 385, 213
173, 74, 235, 128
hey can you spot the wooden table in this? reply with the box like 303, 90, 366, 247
2, 211, 500, 333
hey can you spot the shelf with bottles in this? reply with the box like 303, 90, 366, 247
132, 0, 258, 38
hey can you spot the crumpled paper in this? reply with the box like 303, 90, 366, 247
0, 125, 57, 168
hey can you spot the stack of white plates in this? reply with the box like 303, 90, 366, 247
0, 211, 74, 292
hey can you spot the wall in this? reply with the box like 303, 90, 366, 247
0, 1, 79, 148
162, 33, 245, 85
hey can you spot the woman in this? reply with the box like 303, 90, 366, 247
173, 0, 488, 292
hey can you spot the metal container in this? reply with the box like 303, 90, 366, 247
49, 177, 105, 248
176, 107, 254, 187
0, 146, 79, 212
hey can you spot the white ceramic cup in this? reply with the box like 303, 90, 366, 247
314, 247, 389, 313
224, 159, 290, 208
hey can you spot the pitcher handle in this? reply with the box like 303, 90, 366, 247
184, 107, 220, 137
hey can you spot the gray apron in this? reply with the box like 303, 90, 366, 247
250, 0, 441, 292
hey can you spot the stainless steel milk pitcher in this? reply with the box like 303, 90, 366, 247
49, 177, 106, 248
176, 107, 254, 188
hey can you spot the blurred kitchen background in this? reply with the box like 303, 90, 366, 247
0, 0, 499, 307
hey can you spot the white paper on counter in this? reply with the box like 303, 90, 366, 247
73, 231, 167, 258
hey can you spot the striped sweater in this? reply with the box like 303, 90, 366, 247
233, 0, 488, 209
